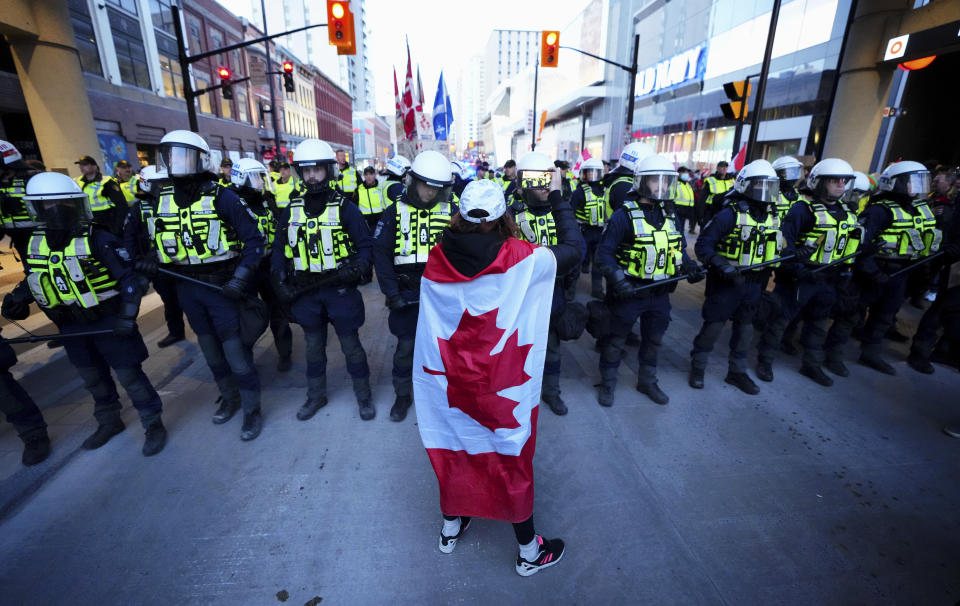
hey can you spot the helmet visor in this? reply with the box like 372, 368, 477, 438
776, 165, 802, 182
581, 169, 602, 183
635, 173, 678, 201
158, 146, 202, 177
519, 170, 551, 190
905, 172, 931, 197
744, 177, 780, 203
27, 197, 91, 230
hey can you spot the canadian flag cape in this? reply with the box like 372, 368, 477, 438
413, 238, 557, 523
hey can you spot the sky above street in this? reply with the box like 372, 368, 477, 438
217, 0, 588, 117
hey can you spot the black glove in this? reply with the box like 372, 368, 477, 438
612, 278, 635, 299
113, 301, 139, 336
337, 262, 363, 285
386, 294, 408, 310
682, 258, 704, 284
271, 272, 296, 303
134, 256, 159, 279
794, 244, 816, 261
1, 294, 29, 321
221, 265, 253, 300
716, 262, 738, 280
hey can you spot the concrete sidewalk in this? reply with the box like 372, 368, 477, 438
0, 276, 958, 605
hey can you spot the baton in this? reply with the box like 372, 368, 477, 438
1, 329, 115, 345
736, 254, 796, 272
888, 251, 946, 279
158, 267, 224, 292
810, 251, 861, 274
630, 270, 706, 293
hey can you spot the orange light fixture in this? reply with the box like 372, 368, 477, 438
898, 55, 935, 71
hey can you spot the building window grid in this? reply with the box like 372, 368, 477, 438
108, 6, 151, 89
68, 0, 103, 77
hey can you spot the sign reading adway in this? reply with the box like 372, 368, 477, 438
635, 44, 708, 98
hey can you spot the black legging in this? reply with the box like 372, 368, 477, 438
443, 514, 535, 544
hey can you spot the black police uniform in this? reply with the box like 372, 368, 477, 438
0, 328, 49, 464
602, 167, 634, 214
571, 180, 607, 298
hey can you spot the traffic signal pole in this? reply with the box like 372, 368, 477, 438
744, 0, 782, 161
260, 0, 282, 161
531, 59, 539, 151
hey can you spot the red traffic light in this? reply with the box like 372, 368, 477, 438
282, 61, 294, 74
217, 66, 231, 80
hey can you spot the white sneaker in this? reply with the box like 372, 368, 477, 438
438, 517, 471, 554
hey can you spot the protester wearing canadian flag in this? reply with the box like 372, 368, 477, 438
413, 175, 583, 576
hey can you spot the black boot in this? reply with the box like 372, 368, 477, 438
82, 420, 125, 450
21, 433, 51, 466
142, 419, 167, 456
799, 364, 834, 387
297, 397, 327, 420
212, 398, 241, 424
859, 352, 896, 375
688, 366, 705, 389
390, 395, 413, 422
724, 372, 759, 395
636, 381, 669, 405
157, 333, 185, 348
907, 353, 935, 375
756, 360, 774, 382
542, 393, 568, 416
824, 356, 849, 377
597, 384, 614, 407
240, 410, 262, 441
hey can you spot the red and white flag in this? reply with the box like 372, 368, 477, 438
414, 238, 557, 522
401, 42, 417, 140
572, 148, 592, 173
393, 67, 405, 140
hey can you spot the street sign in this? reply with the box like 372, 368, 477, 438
883, 35, 909, 61
249, 60, 267, 87
881, 20, 960, 63
525, 110, 534, 135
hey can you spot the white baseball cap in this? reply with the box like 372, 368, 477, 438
459, 179, 506, 223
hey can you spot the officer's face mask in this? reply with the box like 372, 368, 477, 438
158, 145, 206, 177
679, 173, 691, 182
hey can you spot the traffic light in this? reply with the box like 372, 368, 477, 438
217, 66, 233, 100
282, 61, 295, 93
720, 80, 751, 120
327, 1, 356, 53
541, 31, 559, 68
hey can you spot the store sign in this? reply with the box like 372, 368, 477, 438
635, 44, 708, 98
881, 20, 960, 63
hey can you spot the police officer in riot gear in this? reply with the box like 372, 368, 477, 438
373, 150, 457, 421
0, 140, 42, 265
771, 156, 806, 220
690, 159, 783, 395
603, 142, 653, 215
271, 139, 375, 421
230, 158, 293, 372
826, 160, 941, 375
511, 151, 585, 415
383, 155, 411, 204
756, 158, 863, 386
2, 172, 166, 455
142, 130, 267, 440
571, 157, 608, 299
596, 155, 703, 406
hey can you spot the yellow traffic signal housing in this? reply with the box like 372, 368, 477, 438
541, 31, 559, 68
720, 80, 752, 120
327, 1, 356, 53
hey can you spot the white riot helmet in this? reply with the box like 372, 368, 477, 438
579, 157, 604, 184
617, 142, 655, 172
292, 138, 338, 193
771, 156, 804, 186
806, 158, 855, 202
23, 172, 93, 230
137, 164, 169, 197
450, 160, 469, 180
157, 130, 212, 177
733, 159, 780, 203
842, 171, 871, 206
231, 157, 275, 194
517, 151, 554, 207
405, 150, 454, 209
878, 160, 930, 198
386, 155, 411, 178
1, 139, 26, 169
633, 154, 678, 203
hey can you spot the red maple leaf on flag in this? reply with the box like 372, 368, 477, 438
423, 308, 532, 432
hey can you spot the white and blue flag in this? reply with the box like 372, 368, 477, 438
432, 72, 454, 141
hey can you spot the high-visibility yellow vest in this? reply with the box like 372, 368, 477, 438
775, 191, 806, 219
715, 206, 783, 267
799, 201, 862, 265
602, 175, 633, 212
1, 178, 36, 229
704, 175, 734, 197
675, 181, 695, 208
24, 230, 118, 309
515, 208, 557, 246
356, 183, 385, 215
575, 183, 608, 227
565, 170, 578, 191
274, 177, 298, 209
248, 206, 275, 254
152, 188, 241, 265
337, 167, 358, 194
874, 199, 941, 260
76, 176, 117, 213
394, 201, 452, 266
119, 176, 138, 205
283, 198, 355, 273
615, 200, 683, 279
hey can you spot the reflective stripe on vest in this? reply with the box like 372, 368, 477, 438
575, 184, 607, 226
515, 208, 557, 246
338, 168, 358, 194
76, 176, 116, 213
800, 201, 862, 265
675, 181, 695, 207
875, 199, 942, 260
274, 177, 297, 209
250, 207, 275, 255
284, 198, 354, 272
1, 178, 37, 229
615, 200, 683, 280
357, 184, 385, 215
775, 192, 794, 219
24, 231, 118, 309
716, 207, 783, 267
602, 175, 633, 212
705, 176, 733, 196
153, 189, 240, 265
394, 201, 452, 265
